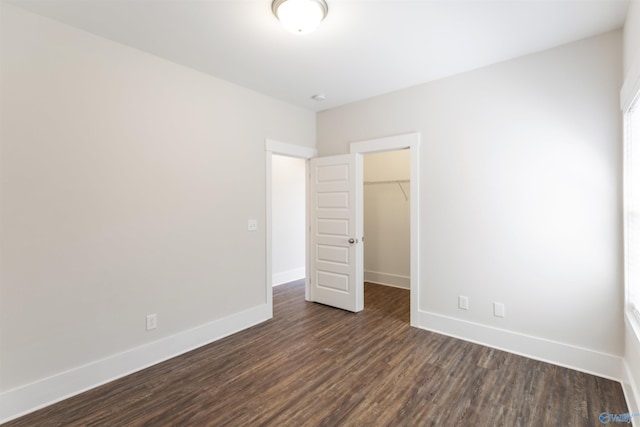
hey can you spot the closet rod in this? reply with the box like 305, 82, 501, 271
363, 179, 410, 185
363, 179, 409, 201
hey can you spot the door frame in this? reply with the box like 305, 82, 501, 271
350, 132, 420, 326
265, 133, 419, 326
265, 139, 317, 318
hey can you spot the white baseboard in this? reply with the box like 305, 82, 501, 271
623, 312, 640, 426
0, 303, 271, 424
273, 267, 305, 286
417, 309, 622, 381
622, 360, 640, 427
364, 270, 409, 289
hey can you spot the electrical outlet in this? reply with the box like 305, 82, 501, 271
458, 296, 469, 310
494, 302, 505, 318
146, 314, 157, 331
247, 219, 258, 231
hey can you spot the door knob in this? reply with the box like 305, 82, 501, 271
348, 238, 355, 244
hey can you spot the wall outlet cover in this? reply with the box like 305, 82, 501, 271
494, 302, 505, 318
146, 314, 157, 330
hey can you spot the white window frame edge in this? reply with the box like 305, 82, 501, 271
265, 139, 317, 317
622, 68, 640, 337
621, 54, 640, 113
624, 115, 640, 341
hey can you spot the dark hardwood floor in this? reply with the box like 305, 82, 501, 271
5, 282, 628, 426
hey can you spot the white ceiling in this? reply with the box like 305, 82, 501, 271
8, 0, 630, 111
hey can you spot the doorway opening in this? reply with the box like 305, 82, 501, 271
266, 133, 419, 325
350, 133, 420, 326
271, 154, 306, 287
363, 149, 411, 322
265, 139, 317, 317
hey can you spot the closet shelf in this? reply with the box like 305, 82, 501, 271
363, 179, 409, 201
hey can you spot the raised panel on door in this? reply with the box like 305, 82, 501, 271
309, 154, 363, 312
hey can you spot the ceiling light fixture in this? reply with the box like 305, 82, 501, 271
272, 0, 328, 35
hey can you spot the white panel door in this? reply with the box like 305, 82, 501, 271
309, 154, 363, 312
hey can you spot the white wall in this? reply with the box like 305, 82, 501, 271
624, 0, 640, 76
272, 155, 306, 285
623, 0, 640, 416
318, 31, 624, 376
364, 150, 410, 288
0, 3, 315, 419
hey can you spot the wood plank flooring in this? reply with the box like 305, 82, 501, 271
5, 282, 628, 426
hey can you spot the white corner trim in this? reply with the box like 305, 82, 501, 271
621, 55, 640, 113
273, 267, 306, 286
628, 309, 640, 344
624, 312, 640, 424
364, 270, 410, 289
417, 310, 622, 381
622, 360, 640, 426
0, 303, 271, 424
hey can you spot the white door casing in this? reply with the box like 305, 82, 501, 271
265, 139, 317, 318
351, 132, 420, 326
266, 133, 419, 323
309, 153, 364, 312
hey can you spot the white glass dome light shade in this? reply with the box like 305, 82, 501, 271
272, 0, 328, 35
